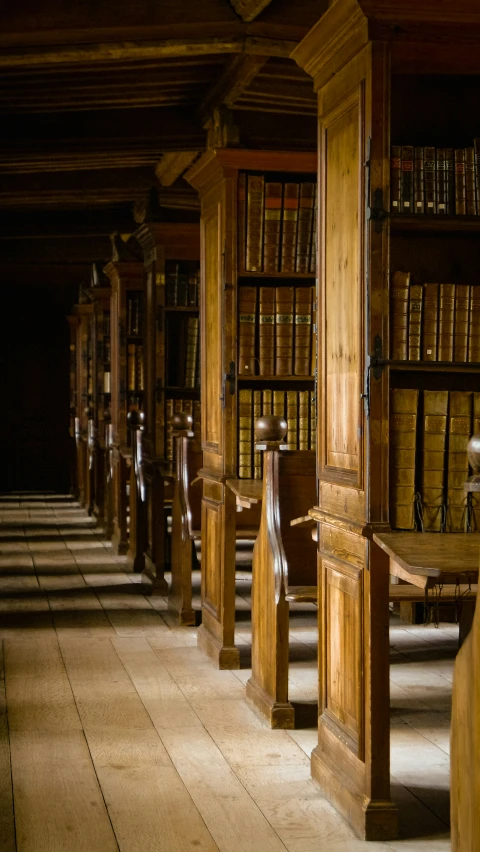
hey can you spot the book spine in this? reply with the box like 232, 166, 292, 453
127, 296, 133, 335
390, 145, 402, 212
446, 391, 472, 532
436, 147, 447, 215
413, 146, 424, 214
422, 283, 439, 361
184, 317, 199, 389
193, 400, 201, 435
309, 190, 317, 273
281, 183, 299, 273
166, 265, 179, 306
136, 345, 145, 392
400, 146, 414, 214
103, 370, 111, 394
275, 287, 294, 375
390, 271, 410, 360
466, 146, 477, 215
294, 287, 313, 375
253, 391, 262, 480
258, 287, 275, 376
389, 388, 419, 530
127, 344, 136, 391
445, 149, 455, 216
475, 139, 480, 217
286, 391, 298, 450
298, 390, 309, 450
296, 182, 315, 273
309, 391, 316, 451
187, 270, 199, 307
472, 394, 480, 531
408, 284, 423, 361
455, 148, 467, 215
273, 390, 285, 419
238, 389, 253, 479
238, 286, 257, 376
424, 146, 436, 214
421, 390, 449, 531
454, 284, 470, 362
263, 182, 283, 274
468, 286, 480, 362
262, 389, 273, 416
246, 175, 265, 272
165, 398, 174, 462
437, 283, 455, 362
238, 172, 246, 273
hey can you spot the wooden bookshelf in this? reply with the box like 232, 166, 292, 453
294, 0, 480, 841
72, 303, 93, 511
67, 314, 80, 500
186, 149, 317, 669
87, 285, 111, 527
133, 222, 200, 592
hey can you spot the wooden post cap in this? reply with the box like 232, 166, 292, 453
254, 415, 288, 446
170, 412, 193, 434
127, 409, 145, 430
466, 434, 480, 492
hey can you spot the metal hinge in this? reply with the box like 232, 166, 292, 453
220, 361, 236, 409
362, 335, 384, 416
365, 137, 389, 234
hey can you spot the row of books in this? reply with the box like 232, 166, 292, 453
238, 174, 317, 275
184, 317, 199, 389
127, 343, 144, 392
238, 389, 316, 479
165, 398, 201, 464
391, 388, 480, 532
391, 272, 480, 362
239, 286, 315, 376
166, 264, 200, 307
391, 142, 480, 216
126, 293, 143, 336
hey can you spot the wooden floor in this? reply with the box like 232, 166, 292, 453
0, 494, 453, 852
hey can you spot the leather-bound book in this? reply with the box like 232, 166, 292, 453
445, 149, 455, 215
275, 287, 294, 375
475, 139, 480, 215
421, 390, 448, 532
184, 316, 199, 389
238, 389, 253, 479
309, 391, 316, 450
454, 284, 470, 362
294, 287, 313, 375
390, 271, 410, 360
103, 371, 111, 394
127, 344, 136, 391
424, 146, 436, 214
261, 389, 273, 415
273, 390, 285, 419
187, 271, 199, 307
436, 148, 447, 215
258, 287, 275, 376
297, 391, 309, 450
422, 283, 439, 361
263, 182, 282, 273
455, 149, 467, 215
466, 147, 477, 215
446, 391, 472, 532
253, 390, 262, 480
437, 284, 455, 362
246, 175, 265, 272
414, 146, 424, 214
238, 286, 257, 375
389, 388, 419, 530
309, 191, 317, 273
238, 172, 246, 273
468, 286, 480, 362
126, 296, 134, 335
296, 182, 315, 273
472, 394, 480, 531
166, 264, 179, 307
400, 146, 414, 214
165, 398, 174, 463
193, 400, 201, 436
285, 391, 298, 451
135, 345, 145, 392
408, 284, 423, 361
390, 145, 402, 212
281, 183, 299, 273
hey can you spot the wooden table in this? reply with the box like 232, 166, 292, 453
373, 532, 480, 589
226, 479, 263, 509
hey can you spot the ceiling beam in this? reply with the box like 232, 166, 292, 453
155, 151, 200, 187
228, 0, 273, 23
197, 53, 268, 123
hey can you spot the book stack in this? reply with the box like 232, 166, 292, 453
166, 263, 200, 307
238, 285, 315, 376
126, 293, 143, 335
165, 398, 201, 464
390, 388, 480, 532
237, 389, 316, 479
390, 142, 480, 216
238, 173, 317, 274
390, 272, 480, 362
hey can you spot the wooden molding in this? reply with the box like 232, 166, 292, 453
228, 0, 273, 22
197, 53, 268, 123
155, 152, 200, 187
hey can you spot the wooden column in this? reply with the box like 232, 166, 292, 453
73, 303, 93, 511
127, 409, 147, 573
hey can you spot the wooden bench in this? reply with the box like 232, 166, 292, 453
245, 416, 318, 729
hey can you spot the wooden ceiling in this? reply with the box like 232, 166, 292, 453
0, 0, 324, 290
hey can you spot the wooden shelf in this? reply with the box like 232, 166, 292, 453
165, 386, 200, 395
237, 374, 314, 382
238, 271, 316, 279
165, 305, 199, 312
389, 360, 480, 372
390, 214, 480, 233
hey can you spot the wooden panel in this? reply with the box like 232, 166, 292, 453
202, 203, 222, 453
323, 559, 362, 750
321, 86, 364, 485
202, 497, 221, 616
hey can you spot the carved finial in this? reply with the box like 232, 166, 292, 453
127, 409, 145, 430
170, 412, 194, 435
466, 434, 480, 492
254, 415, 288, 450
